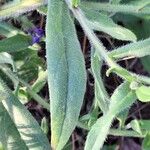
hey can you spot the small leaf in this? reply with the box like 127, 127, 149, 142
139, 120, 150, 131
83, 8, 137, 41
109, 82, 137, 115
117, 109, 129, 128
130, 119, 143, 135
0, 34, 32, 53
108, 37, 150, 60
91, 47, 109, 113
72, 0, 80, 7
0, 78, 51, 150
136, 85, 150, 102
85, 82, 137, 150
128, 119, 150, 131
31, 69, 47, 94
17, 87, 29, 104
0, 22, 19, 37
13, 48, 44, 82
41, 117, 49, 134
142, 132, 150, 150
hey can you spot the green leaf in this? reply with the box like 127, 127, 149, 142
83, 8, 137, 41
130, 119, 142, 134
0, 22, 19, 37
0, 52, 15, 71
41, 117, 49, 135
72, 0, 80, 7
127, 0, 150, 10
46, 1, 86, 150
109, 82, 137, 115
85, 113, 114, 150
0, 0, 47, 20
13, 48, 44, 82
139, 120, 150, 131
142, 132, 150, 150
0, 78, 51, 150
31, 69, 47, 94
0, 34, 32, 53
141, 56, 150, 73
129, 119, 150, 134
91, 47, 109, 113
117, 109, 129, 128
108, 38, 150, 60
85, 82, 137, 150
136, 85, 150, 102
0, 142, 4, 150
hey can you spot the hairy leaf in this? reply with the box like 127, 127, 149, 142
136, 85, 150, 102
109, 82, 137, 115
0, 0, 47, 20
85, 82, 136, 150
108, 37, 150, 60
0, 34, 32, 53
91, 48, 109, 113
0, 22, 19, 37
83, 8, 137, 41
0, 52, 15, 71
0, 78, 51, 150
142, 132, 150, 150
46, 1, 86, 150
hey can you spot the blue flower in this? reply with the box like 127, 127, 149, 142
28, 27, 44, 44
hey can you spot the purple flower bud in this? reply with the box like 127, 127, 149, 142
32, 36, 40, 44
34, 28, 44, 36
28, 27, 44, 44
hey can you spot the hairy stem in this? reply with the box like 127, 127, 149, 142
65, 0, 150, 85
0, 65, 50, 111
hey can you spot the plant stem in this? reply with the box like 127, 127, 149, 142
65, 0, 150, 85
0, 65, 50, 111
81, 1, 150, 15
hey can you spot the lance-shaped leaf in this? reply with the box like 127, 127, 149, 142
85, 82, 137, 150
108, 37, 150, 60
46, 1, 86, 150
0, 0, 47, 20
83, 8, 136, 41
0, 78, 51, 150
0, 52, 15, 71
0, 34, 32, 53
0, 22, 19, 37
91, 48, 109, 114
